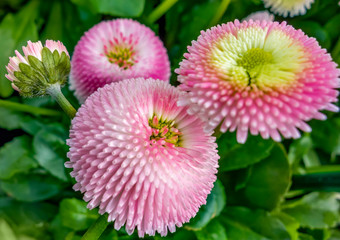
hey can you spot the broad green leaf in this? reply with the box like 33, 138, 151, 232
0, 198, 57, 239
0, 0, 39, 97
195, 219, 227, 240
282, 192, 340, 229
0, 219, 16, 240
98, 229, 118, 240
272, 212, 300, 240
60, 198, 99, 231
330, 229, 340, 240
1, 174, 62, 202
298, 233, 315, 240
325, 14, 340, 42
220, 207, 291, 240
0, 136, 37, 180
50, 215, 73, 240
225, 144, 291, 211
0, 107, 24, 130
185, 180, 226, 230
33, 124, 68, 181
288, 135, 312, 166
310, 118, 340, 156
70, 0, 145, 17
218, 133, 274, 171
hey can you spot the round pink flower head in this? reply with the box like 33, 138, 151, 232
66, 78, 219, 237
5, 40, 70, 97
262, 0, 315, 17
176, 20, 340, 143
70, 19, 171, 102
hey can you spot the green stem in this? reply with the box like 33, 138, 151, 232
209, 0, 230, 27
146, 0, 179, 24
0, 99, 61, 116
291, 171, 340, 192
81, 214, 109, 240
47, 84, 76, 119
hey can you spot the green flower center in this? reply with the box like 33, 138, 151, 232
104, 45, 136, 70
237, 48, 273, 72
148, 115, 182, 147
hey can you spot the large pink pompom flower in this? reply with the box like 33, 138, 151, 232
66, 78, 219, 237
176, 20, 339, 143
70, 19, 171, 102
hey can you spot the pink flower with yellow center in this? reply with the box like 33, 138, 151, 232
66, 78, 219, 237
176, 20, 339, 143
70, 19, 170, 102
262, 0, 315, 17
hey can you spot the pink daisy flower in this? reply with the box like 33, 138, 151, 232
66, 78, 219, 237
243, 10, 275, 22
70, 19, 171, 102
176, 20, 339, 143
5, 40, 69, 96
262, 0, 315, 17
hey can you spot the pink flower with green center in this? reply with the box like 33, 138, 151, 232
66, 78, 219, 237
176, 20, 339, 143
262, 0, 315, 17
70, 19, 170, 102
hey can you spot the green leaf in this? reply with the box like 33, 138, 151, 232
50, 215, 73, 240
60, 198, 99, 231
0, 219, 16, 240
33, 124, 68, 181
325, 14, 340, 42
195, 219, 228, 240
218, 133, 274, 171
225, 144, 291, 211
0, 0, 39, 97
1, 174, 62, 202
70, 0, 145, 17
310, 118, 340, 156
272, 212, 300, 240
0, 136, 37, 180
288, 135, 313, 166
282, 192, 340, 229
220, 207, 291, 240
0, 107, 24, 130
0, 198, 57, 239
185, 180, 226, 230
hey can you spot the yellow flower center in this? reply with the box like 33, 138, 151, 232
148, 115, 182, 147
210, 27, 309, 91
104, 44, 136, 70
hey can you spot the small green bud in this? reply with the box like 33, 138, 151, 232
5, 40, 70, 98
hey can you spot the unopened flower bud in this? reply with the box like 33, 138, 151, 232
5, 40, 70, 97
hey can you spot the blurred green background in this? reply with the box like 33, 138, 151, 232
0, 0, 340, 239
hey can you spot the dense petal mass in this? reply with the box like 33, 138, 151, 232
176, 20, 339, 143
66, 78, 219, 237
262, 0, 315, 17
70, 19, 171, 102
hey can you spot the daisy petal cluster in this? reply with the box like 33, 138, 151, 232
5, 40, 70, 97
176, 20, 339, 143
70, 19, 171, 102
66, 78, 219, 237
262, 0, 315, 17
